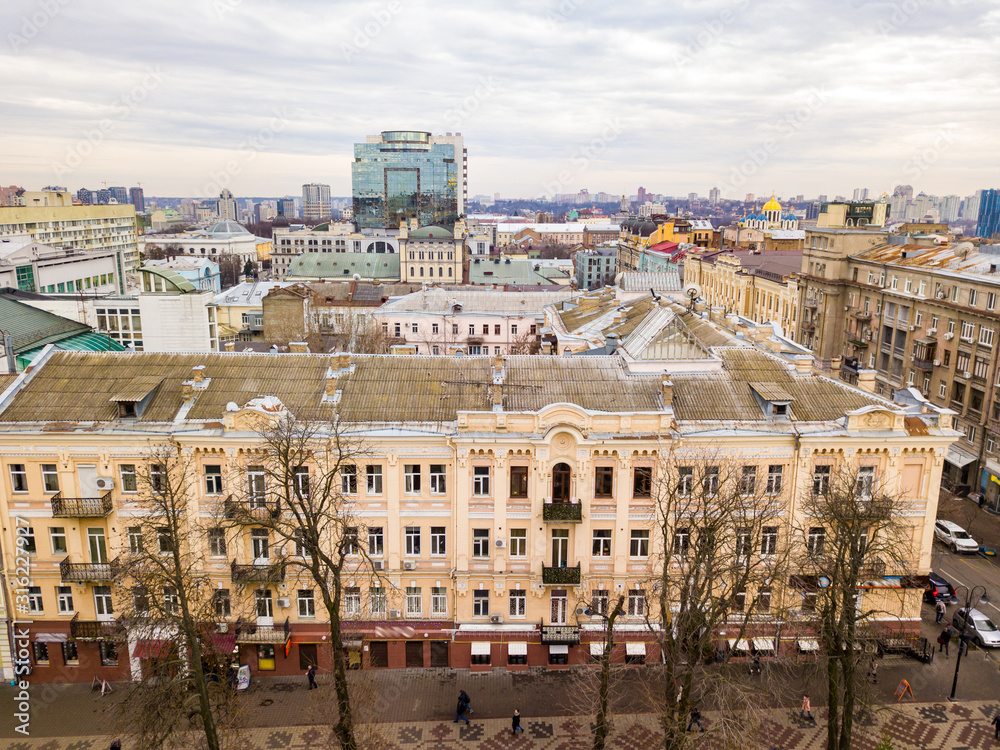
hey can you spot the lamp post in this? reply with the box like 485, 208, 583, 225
587, 594, 625, 750
948, 584, 986, 702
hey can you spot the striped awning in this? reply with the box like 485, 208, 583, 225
753, 638, 774, 651
797, 639, 820, 652
727, 638, 751, 651
590, 642, 605, 656
34, 633, 69, 642
470, 642, 491, 656
133, 639, 172, 659
507, 642, 527, 656
549, 644, 569, 654
626, 642, 646, 656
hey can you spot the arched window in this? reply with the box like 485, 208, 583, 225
552, 463, 571, 503
420, 267, 424, 277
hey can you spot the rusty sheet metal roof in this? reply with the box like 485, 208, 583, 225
904, 416, 930, 436
669, 349, 879, 422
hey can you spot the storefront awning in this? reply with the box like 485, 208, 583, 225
210, 632, 237, 655
470, 642, 491, 656
549, 644, 569, 654
507, 642, 527, 656
727, 638, 751, 651
625, 642, 646, 656
753, 638, 774, 651
797, 639, 820, 652
946, 446, 978, 468
133, 639, 172, 659
34, 633, 69, 642
589, 642, 605, 656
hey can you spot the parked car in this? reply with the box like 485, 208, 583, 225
953, 608, 1000, 648
934, 520, 979, 554
923, 571, 959, 604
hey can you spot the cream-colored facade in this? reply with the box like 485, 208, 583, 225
0, 344, 955, 681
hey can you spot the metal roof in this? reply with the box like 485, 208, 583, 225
0, 296, 91, 352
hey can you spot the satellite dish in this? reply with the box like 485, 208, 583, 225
683, 282, 702, 300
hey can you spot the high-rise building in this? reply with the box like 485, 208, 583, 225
110, 186, 128, 205
95, 189, 111, 205
637, 186, 647, 204
352, 131, 466, 230
890, 185, 912, 220
976, 189, 1000, 239
277, 197, 296, 219
708, 187, 720, 205
216, 189, 237, 221
76, 188, 93, 205
129, 187, 145, 213
940, 195, 960, 223
963, 190, 983, 221
0, 186, 20, 207
302, 183, 331, 222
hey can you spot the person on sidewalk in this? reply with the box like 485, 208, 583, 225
110, 739, 122, 750
868, 657, 878, 685
938, 624, 953, 657
512, 708, 524, 735
991, 712, 1000, 739
306, 663, 318, 690
459, 690, 473, 714
800, 695, 814, 721
687, 707, 703, 733
935, 599, 947, 624
454, 698, 470, 725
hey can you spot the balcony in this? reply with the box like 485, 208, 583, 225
858, 560, 887, 579
231, 560, 285, 585
60, 557, 119, 582
542, 563, 581, 585
70, 613, 121, 640
846, 337, 868, 349
803, 298, 819, 310
913, 357, 935, 372
235, 616, 290, 645
542, 502, 583, 523
223, 496, 280, 523
854, 311, 872, 322
51, 492, 113, 518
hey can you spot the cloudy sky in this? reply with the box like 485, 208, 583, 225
3, 0, 998, 201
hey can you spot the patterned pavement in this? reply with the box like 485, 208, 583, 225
6, 702, 1000, 749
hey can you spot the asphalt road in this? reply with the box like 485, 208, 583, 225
930, 543, 1000, 622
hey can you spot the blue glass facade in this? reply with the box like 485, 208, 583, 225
976, 189, 1000, 239
352, 131, 459, 230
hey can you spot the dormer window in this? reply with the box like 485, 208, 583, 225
119, 402, 137, 419
773, 403, 787, 417
749, 383, 794, 420
109, 377, 163, 420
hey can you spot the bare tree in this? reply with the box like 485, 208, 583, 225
218, 254, 244, 288
315, 312, 399, 354
645, 452, 790, 750
507, 330, 541, 355
230, 414, 388, 750
115, 444, 244, 750
793, 463, 913, 750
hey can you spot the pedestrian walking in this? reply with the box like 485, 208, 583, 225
991, 712, 1000, 739
306, 663, 318, 690
687, 707, 703, 733
512, 708, 524, 735
935, 599, 947, 624
800, 694, 814, 721
454, 697, 470, 724
459, 689, 473, 713
868, 657, 878, 685
110, 739, 122, 750
938, 624, 953, 657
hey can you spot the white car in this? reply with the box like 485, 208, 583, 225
953, 608, 1000, 648
934, 520, 979, 554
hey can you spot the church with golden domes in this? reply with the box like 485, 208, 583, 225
722, 193, 805, 252
738, 194, 800, 231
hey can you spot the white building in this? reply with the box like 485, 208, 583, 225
216, 189, 237, 221
0, 238, 125, 295
143, 220, 271, 265
302, 183, 331, 221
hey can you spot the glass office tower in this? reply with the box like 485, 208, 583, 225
977, 189, 1000, 240
352, 131, 465, 231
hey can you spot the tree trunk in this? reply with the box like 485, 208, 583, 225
184, 621, 221, 750
326, 601, 356, 750
593, 596, 624, 750
826, 657, 840, 750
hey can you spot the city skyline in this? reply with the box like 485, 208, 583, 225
3, 1, 999, 199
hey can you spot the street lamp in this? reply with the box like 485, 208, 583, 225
948, 584, 986, 702
585, 595, 625, 750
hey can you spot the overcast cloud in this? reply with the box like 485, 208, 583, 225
2, 0, 997, 200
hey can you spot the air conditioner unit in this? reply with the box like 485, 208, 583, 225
943, 332, 954, 340
389, 609, 402, 618
273, 545, 285, 556
403, 561, 417, 570
927, 328, 937, 335
937, 291, 947, 299
275, 597, 290, 608
489, 614, 504, 624
933, 359, 941, 366
864, 330, 872, 340
372, 560, 384, 571
495, 538, 505, 548
95, 477, 115, 491
963, 371, 972, 379
909, 326, 916, 332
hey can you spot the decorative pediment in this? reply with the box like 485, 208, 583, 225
223, 396, 290, 432
845, 406, 904, 432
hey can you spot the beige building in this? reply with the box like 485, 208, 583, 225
399, 224, 464, 283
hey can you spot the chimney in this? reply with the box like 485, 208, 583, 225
606, 333, 619, 353
224, 341, 235, 352
492, 381, 503, 406
181, 382, 194, 403
325, 376, 337, 399
289, 341, 309, 353
390, 344, 416, 355
192, 365, 206, 383
338, 353, 351, 369
493, 353, 503, 374
794, 355, 813, 374
661, 379, 673, 408
856, 369, 877, 393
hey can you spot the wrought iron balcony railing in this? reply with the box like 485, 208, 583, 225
60, 557, 119, 582
230, 560, 285, 584
542, 502, 583, 522
51, 492, 113, 518
70, 612, 121, 640
542, 563, 581, 585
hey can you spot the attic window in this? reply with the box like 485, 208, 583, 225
119, 402, 137, 419
748, 383, 794, 420
773, 403, 787, 416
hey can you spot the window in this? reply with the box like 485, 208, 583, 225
41, 464, 59, 493
594, 466, 614, 497
298, 589, 315, 618
494, 324, 501, 335
703, 466, 719, 496
939, 381, 947, 398
732, 588, 746, 613
119, 463, 137, 492
366, 465, 383, 494
856, 466, 876, 498
510, 466, 528, 497
132, 586, 149, 615
208, 527, 227, 557
961, 320, 975, 341
591, 590, 609, 616
49, 527, 67, 555
627, 590, 646, 617
411, 323, 418, 334
293, 466, 310, 498
404, 526, 420, 556
452, 324, 459, 335
472, 466, 491, 496
740, 465, 757, 494
99, 641, 118, 667
425, 464, 445, 494
341, 526, 359, 556
251, 528, 269, 560
630, 529, 650, 558
511, 324, 518, 335
368, 527, 383, 557
404, 465, 421, 494
405, 586, 422, 616
472, 528, 490, 558
340, 464, 357, 495
813, 465, 831, 495
509, 589, 526, 618
673, 528, 690, 557
988, 435, 997, 454
807, 527, 826, 556
34, 642, 49, 665
990, 293, 997, 311
205, 465, 223, 494
980, 327, 995, 348
970, 289, 979, 306
214, 589, 231, 618
677, 466, 693, 496
395, 323, 402, 337
633, 466, 652, 497
150, 463, 166, 493
255, 590, 272, 619
127, 526, 142, 554
966, 424, 977, 444
157, 528, 173, 554
19, 526, 36, 554
509, 528, 527, 557
9, 464, 27, 493
761, 527, 778, 556
592, 529, 612, 557
735, 529, 752, 561
757, 586, 772, 612
164, 586, 179, 615
766, 465, 783, 495
27, 586, 43, 613
431, 587, 448, 615
247, 465, 265, 503
432, 323, 439, 334
430, 526, 446, 556
370, 587, 386, 617
473, 590, 490, 617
